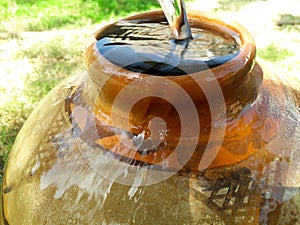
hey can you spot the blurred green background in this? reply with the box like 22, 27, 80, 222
0, 0, 299, 181
0, 0, 161, 31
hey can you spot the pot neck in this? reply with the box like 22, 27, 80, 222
85, 11, 259, 125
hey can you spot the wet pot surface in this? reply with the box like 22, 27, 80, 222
1, 11, 300, 225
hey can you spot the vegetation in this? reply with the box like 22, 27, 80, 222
257, 43, 294, 63
0, 0, 160, 32
276, 13, 300, 31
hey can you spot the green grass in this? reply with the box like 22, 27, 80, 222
0, 32, 87, 178
0, 97, 31, 180
0, 0, 161, 32
257, 43, 294, 62
20, 34, 86, 102
276, 13, 300, 31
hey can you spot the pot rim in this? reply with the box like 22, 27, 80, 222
86, 10, 256, 85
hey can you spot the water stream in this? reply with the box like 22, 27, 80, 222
157, 0, 192, 40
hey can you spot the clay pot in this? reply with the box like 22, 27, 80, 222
1, 11, 300, 225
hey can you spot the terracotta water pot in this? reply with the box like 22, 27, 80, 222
1, 11, 300, 225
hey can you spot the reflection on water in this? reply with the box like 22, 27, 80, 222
96, 20, 240, 76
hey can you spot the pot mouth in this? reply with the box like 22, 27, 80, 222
86, 10, 256, 83
95, 17, 241, 76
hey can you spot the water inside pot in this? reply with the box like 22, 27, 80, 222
96, 19, 241, 76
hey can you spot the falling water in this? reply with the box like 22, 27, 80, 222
157, 0, 192, 40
